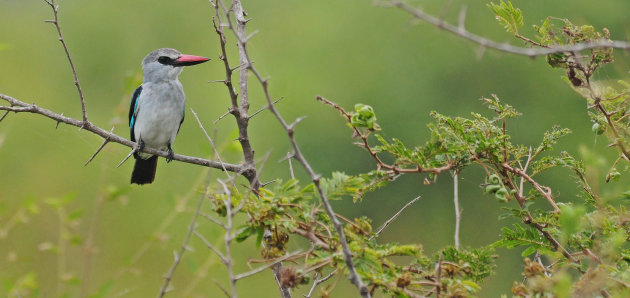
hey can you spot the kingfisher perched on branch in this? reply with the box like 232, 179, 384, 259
129, 48, 210, 184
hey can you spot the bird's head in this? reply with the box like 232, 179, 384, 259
141, 48, 210, 82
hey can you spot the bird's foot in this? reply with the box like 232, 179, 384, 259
166, 144, 174, 163
134, 140, 145, 156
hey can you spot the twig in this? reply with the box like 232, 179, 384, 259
200, 212, 226, 228
518, 147, 533, 197
158, 194, 205, 298
304, 269, 338, 298
388, 0, 630, 57
43, 0, 88, 124
373, 196, 422, 238
194, 230, 226, 262
436, 253, 443, 298
217, 179, 238, 298
191, 108, 233, 180
502, 162, 560, 212
213, 279, 231, 298
248, 97, 284, 119
233, 250, 303, 281
453, 172, 461, 249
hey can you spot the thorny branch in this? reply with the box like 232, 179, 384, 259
43, 0, 88, 124
0, 94, 241, 173
387, 0, 630, 58
158, 195, 205, 298
373, 196, 422, 239
210, 1, 259, 188
221, 1, 371, 296
209, 1, 290, 296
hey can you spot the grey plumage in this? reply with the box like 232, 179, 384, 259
129, 48, 209, 184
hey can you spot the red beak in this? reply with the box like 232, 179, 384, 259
173, 54, 210, 66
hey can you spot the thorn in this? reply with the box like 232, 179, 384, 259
458, 5, 468, 31
214, 108, 232, 124
230, 62, 247, 72
248, 97, 284, 120
117, 146, 138, 168
84, 127, 114, 166
56, 112, 64, 129
43, 20, 56, 24
288, 116, 307, 130
208, 79, 226, 84
244, 30, 259, 42
0, 111, 9, 122
278, 151, 294, 162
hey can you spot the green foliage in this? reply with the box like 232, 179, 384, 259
488, 1, 524, 34
351, 104, 380, 130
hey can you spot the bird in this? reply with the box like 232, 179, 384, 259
129, 48, 210, 184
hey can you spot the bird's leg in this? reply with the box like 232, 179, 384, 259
166, 143, 175, 163
137, 139, 145, 152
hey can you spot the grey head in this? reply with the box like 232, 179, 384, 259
141, 48, 210, 83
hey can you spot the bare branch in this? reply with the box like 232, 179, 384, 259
200, 212, 226, 228
453, 172, 461, 249
194, 230, 227, 262
0, 93, 242, 173
158, 195, 205, 298
44, 0, 88, 124
518, 147, 533, 197
210, 5, 259, 188
502, 162, 560, 212
233, 250, 303, 281
304, 269, 337, 298
389, 0, 630, 57
191, 108, 233, 180
373, 196, 422, 238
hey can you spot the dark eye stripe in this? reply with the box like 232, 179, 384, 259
158, 56, 173, 65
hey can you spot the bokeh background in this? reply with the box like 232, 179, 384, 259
1, 0, 629, 297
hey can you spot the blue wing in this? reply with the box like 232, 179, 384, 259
129, 86, 143, 142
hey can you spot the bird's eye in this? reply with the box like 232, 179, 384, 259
158, 56, 173, 65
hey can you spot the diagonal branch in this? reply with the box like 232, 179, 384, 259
373, 196, 422, 239
388, 0, 630, 57
210, 0, 259, 188
502, 162, 560, 212
233, 250, 303, 281
158, 194, 205, 297
221, 2, 371, 296
44, 0, 88, 124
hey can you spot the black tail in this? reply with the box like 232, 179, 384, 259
131, 156, 158, 185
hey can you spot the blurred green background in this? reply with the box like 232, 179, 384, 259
1, 0, 629, 297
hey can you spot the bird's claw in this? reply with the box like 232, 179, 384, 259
167, 144, 174, 163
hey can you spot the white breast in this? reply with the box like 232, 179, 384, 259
134, 80, 185, 152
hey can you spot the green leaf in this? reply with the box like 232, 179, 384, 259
521, 245, 537, 257
488, 1, 524, 34
235, 226, 256, 243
